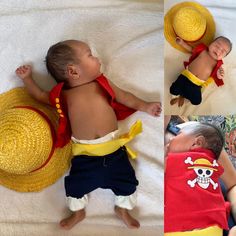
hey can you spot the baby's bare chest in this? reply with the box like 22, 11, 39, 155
189, 52, 217, 77
65, 83, 111, 113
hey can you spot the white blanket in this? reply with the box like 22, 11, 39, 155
164, 0, 236, 115
0, 0, 164, 235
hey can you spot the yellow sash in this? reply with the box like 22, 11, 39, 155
165, 226, 222, 236
72, 120, 142, 159
181, 69, 213, 88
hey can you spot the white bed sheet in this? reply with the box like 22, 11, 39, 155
164, 0, 236, 115
0, 0, 164, 235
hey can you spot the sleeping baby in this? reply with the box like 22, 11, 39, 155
165, 122, 236, 236
16, 39, 162, 230
170, 36, 232, 107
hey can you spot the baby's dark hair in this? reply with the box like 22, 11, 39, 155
214, 36, 232, 56
182, 122, 224, 159
45, 41, 78, 83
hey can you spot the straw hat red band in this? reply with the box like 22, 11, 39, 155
188, 164, 217, 171
187, 158, 218, 171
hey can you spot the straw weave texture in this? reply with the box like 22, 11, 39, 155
164, 1, 215, 52
0, 87, 72, 192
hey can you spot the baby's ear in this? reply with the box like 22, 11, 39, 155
66, 64, 80, 79
190, 135, 206, 150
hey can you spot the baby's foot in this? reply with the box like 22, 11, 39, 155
175, 37, 184, 45
170, 97, 179, 105
178, 96, 185, 107
115, 206, 140, 229
217, 66, 224, 80
60, 209, 86, 230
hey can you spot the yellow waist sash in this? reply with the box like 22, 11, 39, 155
72, 120, 142, 159
181, 69, 213, 88
165, 226, 222, 236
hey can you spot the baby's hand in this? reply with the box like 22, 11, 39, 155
175, 37, 184, 45
15, 65, 32, 80
229, 226, 236, 236
217, 66, 224, 80
145, 102, 162, 117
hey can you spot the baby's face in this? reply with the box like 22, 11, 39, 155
70, 41, 101, 80
208, 38, 230, 60
166, 130, 196, 154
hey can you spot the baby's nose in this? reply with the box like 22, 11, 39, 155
216, 48, 222, 56
95, 57, 100, 63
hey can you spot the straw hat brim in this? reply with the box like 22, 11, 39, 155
188, 166, 217, 171
164, 1, 215, 53
0, 87, 72, 192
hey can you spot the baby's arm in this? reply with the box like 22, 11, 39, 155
109, 81, 162, 117
219, 149, 236, 221
176, 37, 193, 53
16, 65, 50, 105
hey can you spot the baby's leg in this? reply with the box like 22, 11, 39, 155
184, 84, 202, 105
169, 75, 188, 107
170, 96, 185, 107
169, 76, 184, 96
114, 192, 140, 229
108, 147, 139, 228
60, 195, 88, 230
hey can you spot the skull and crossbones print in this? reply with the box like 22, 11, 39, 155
184, 156, 218, 190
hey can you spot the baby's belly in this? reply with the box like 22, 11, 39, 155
188, 61, 212, 81
69, 105, 118, 140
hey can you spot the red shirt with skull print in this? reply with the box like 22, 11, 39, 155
164, 148, 229, 233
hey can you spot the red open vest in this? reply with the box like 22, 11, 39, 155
49, 74, 136, 147
165, 148, 229, 233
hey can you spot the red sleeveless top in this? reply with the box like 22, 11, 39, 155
165, 148, 229, 233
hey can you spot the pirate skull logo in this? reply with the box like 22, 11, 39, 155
184, 156, 218, 190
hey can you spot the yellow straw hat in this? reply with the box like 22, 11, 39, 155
164, 1, 215, 53
188, 158, 217, 171
0, 87, 72, 192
